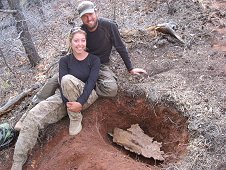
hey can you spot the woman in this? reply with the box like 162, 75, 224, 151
11, 28, 100, 170
59, 27, 100, 135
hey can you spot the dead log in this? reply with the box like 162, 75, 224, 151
0, 9, 17, 13
0, 84, 40, 115
111, 124, 165, 161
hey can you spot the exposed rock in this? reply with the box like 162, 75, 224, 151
112, 124, 165, 161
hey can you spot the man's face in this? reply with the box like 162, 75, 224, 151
81, 13, 98, 31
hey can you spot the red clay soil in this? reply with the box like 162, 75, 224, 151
19, 93, 189, 170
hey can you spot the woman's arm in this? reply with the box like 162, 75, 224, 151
76, 55, 100, 105
59, 55, 70, 103
59, 56, 69, 84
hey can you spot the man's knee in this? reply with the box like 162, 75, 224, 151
34, 73, 60, 102
97, 65, 118, 97
106, 85, 118, 97
48, 73, 59, 87
96, 81, 118, 97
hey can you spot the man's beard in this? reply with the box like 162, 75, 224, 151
86, 20, 98, 31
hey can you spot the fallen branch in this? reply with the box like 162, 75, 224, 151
0, 9, 17, 13
0, 84, 40, 115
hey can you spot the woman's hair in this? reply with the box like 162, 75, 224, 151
67, 27, 87, 54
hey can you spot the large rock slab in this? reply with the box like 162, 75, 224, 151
112, 124, 165, 161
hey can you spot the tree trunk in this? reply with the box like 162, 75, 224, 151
7, 0, 41, 67
0, 0, 3, 9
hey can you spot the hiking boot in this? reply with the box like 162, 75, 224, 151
69, 120, 82, 136
14, 121, 22, 131
11, 161, 23, 170
68, 112, 83, 136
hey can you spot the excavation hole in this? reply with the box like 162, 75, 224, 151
27, 92, 189, 170
96, 93, 189, 166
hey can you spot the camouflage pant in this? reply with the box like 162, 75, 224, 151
35, 64, 118, 101
13, 75, 98, 164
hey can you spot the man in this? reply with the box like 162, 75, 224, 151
11, 1, 147, 169
30, 0, 147, 105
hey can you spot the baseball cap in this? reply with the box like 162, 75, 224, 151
77, 1, 95, 17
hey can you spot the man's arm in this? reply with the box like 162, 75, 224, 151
110, 22, 133, 71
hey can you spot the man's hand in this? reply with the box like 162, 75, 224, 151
66, 101, 82, 112
129, 68, 147, 75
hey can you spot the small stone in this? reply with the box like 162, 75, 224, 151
204, 99, 209, 102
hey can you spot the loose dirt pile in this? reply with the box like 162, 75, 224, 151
0, 0, 225, 170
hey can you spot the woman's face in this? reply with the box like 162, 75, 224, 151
71, 32, 86, 54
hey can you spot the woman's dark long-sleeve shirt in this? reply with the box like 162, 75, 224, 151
81, 18, 133, 71
59, 53, 100, 105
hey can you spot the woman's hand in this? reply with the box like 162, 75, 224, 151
129, 68, 147, 75
66, 101, 82, 112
